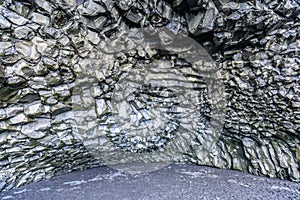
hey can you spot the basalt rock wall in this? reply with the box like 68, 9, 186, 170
0, 0, 299, 191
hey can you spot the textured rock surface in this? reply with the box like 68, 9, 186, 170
1, 164, 300, 200
0, 0, 299, 191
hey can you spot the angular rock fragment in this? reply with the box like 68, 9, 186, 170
9, 113, 29, 125
34, 0, 54, 13
24, 101, 44, 116
15, 41, 40, 60
0, 42, 12, 55
79, 0, 106, 16
13, 26, 33, 39
57, 0, 77, 10
1, 8, 28, 25
21, 119, 50, 139
31, 12, 50, 26
126, 8, 145, 24
86, 30, 100, 45
0, 15, 11, 29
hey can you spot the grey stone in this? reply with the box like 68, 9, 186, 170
6, 76, 26, 86
28, 77, 48, 90
51, 103, 72, 116
21, 119, 50, 139
8, 0, 31, 17
9, 113, 29, 125
95, 99, 110, 117
42, 57, 59, 70
59, 35, 70, 46
93, 16, 107, 30
45, 96, 58, 105
117, 0, 133, 10
34, 0, 54, 13
187, 1, 218, 35
5, 105, 23, 118
187, 12, 204, 35
24, 101, 44, 116
79, 0, 106, 16
32, 37, 48, 54
0, 42, 12, 55
14, 26, 33, 39
13, 60, 32, 78
86, 30, 100, 45
52, 84, 70, 98
0, 132, 9, 143
126, 8, 144, 24
45, 71, 62, 86
1, 8, 28, 25
56, 130, 74, 145
15, 41, 40, 60
31, 12, 50, 26
0, 15, 11, 29
0, 109, 6, 120
57, 0, 77, 9
43, 26, 63, 39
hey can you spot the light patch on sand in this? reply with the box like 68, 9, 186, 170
14, 189, 27, 194
270, 185, 300, 195
180, 171, 218, 178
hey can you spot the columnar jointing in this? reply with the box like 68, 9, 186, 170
0, 0, 299, 191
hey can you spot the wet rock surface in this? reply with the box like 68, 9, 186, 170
0, 0, 299, 191
0, 164, 299, 200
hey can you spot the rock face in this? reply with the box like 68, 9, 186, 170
0, 0, 299, 191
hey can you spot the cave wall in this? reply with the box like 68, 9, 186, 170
0, 0, 299, 191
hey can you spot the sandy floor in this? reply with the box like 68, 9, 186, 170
0, 163, 299, 200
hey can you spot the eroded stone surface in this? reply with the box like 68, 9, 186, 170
0, 0, 299, 192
